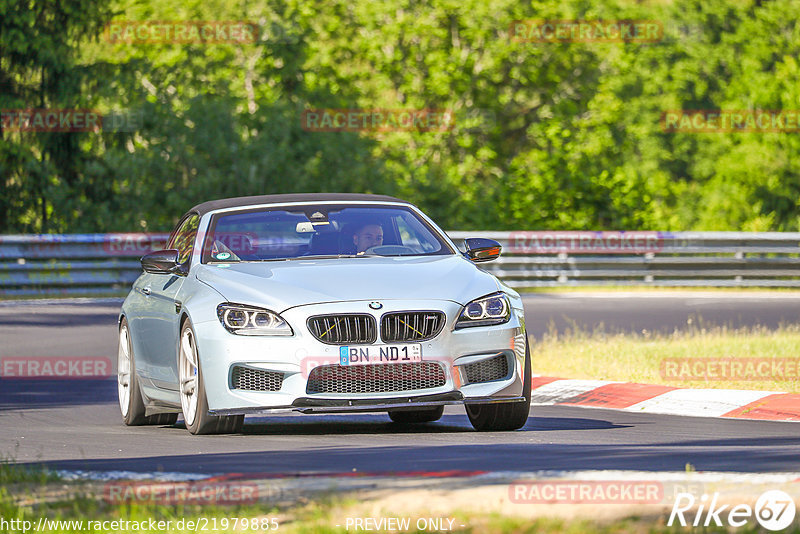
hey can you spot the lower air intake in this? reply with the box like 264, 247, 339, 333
461, 354, 509, 384
230, 366, 284, 391
306, 362, 446, 394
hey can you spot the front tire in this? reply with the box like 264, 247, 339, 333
118, 318, 178, 426
465, 342, 531, 431
388, 406, 444, 423
179, 319, 244, 435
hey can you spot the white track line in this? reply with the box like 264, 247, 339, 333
530, 379, 619, 405
625, 388, 776, 418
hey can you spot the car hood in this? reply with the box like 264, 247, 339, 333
194, 255, 499, 311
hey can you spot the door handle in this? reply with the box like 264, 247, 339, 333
140, 286, 151, 296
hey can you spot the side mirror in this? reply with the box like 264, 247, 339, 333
141, 249, 184, 275
464, 238, 502, 262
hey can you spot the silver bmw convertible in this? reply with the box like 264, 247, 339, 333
118, 193, 531, 434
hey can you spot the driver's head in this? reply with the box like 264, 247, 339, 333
352, 223, 383, 253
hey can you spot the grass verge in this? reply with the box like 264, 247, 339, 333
0, 458, 61, 485
519, 285, 800, 294
532, 323, 800, 392
0, 472, 771, 534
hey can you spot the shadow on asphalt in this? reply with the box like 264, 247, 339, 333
237, 414, 629, 435
35, 433, 800, 475
0, 311, 119, 328
0, 379, 117, 411
0, 380, 630, 436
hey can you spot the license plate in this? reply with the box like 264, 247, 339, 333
339, 344, 422, 366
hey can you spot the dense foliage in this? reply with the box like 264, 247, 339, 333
1, 0, 799, 232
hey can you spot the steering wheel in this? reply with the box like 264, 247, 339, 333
364, 245, 417, 256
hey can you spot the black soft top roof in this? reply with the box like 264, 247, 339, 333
189, 193, 410, 216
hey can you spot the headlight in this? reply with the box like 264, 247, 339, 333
455, 292, 511, 329
216, 303, 293, 336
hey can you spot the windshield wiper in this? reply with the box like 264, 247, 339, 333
226, 254, 378, 262
296, 254, 378, 260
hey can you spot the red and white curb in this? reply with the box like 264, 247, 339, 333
531, 377, 800, 421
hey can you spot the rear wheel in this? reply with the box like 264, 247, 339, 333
465, 342, 531, 431
179, 320, 244, 435
388, 406, 444, 423
118, 318, 178, 426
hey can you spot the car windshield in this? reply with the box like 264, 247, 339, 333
202, 204, 453, 262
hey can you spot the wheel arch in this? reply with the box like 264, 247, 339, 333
179, 309, 192, 329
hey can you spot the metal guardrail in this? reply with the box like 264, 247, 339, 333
0, 234, 169, 296
1, 231, 799, 296
448, 231, 800, 288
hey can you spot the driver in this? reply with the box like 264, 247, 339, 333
352, 222, 384, 254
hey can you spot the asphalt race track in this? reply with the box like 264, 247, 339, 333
1, 293, 800, 476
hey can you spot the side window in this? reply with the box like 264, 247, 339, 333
169, 214, 200, 265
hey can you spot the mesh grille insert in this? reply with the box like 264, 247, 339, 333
307, 314, 377, 344
462, 354, 509, 384
306, 362, 446, 394
230, 366, 284, 391
381, 311, 445, 342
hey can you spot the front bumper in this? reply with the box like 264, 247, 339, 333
209, 392, 528, 416
193, 298, 527, 415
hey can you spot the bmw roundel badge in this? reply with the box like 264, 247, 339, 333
369, 301, 383, 310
